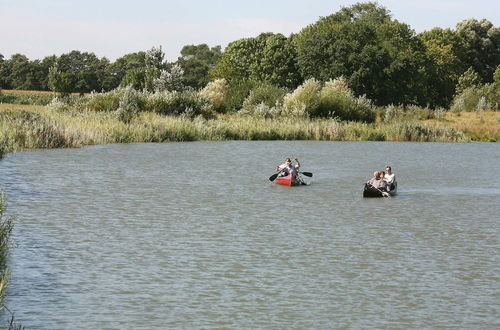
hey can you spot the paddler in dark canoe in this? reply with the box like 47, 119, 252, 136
363, 170, 395, 197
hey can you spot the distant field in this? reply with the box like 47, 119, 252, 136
0, 103, 45, 111
1, 89, 87, 96
2, 89, 54, 95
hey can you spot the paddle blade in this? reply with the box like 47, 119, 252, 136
301, 172, 313, 177
269, 173, 279, 181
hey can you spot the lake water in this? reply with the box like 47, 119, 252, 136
0, 141, 499, 329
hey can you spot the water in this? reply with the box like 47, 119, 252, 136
0, 141, 499, 329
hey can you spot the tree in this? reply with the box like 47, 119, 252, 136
55, 50, 108, 93
176, 44, 221, 89
0, 54, 6, 89
37, 55, 58, 90
114, 52, 147, 90
294, 2, 427, 106
255, 34, 301, 88
144, 46, 167, 92
154, 64, 185, 92
211, 33, 300, 88
4, 54, 32, 90
48, 62, 72, 95
210, 37, 260, 82
456, 19, 500, 83
455, 67, 482, 95
419, 28, 468, 107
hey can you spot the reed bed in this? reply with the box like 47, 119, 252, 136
0, 105, 470, 155
0, 193, 14, 305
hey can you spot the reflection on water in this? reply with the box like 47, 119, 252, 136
0, 141, 499, 329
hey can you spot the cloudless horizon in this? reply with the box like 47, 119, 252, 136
1, 0, 498, 62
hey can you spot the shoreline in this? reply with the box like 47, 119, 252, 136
1, 104, 482, 157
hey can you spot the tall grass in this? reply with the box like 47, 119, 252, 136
0, 193, 14, 305
0, 105, 470, 152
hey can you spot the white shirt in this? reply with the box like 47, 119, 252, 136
384, 173, 395, 183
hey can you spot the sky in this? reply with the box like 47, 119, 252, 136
1, 0, 498, 62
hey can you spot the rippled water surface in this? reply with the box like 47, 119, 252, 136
0, 141, 499, 329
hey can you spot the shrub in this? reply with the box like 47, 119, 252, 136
116, 86, 140, 123
223, 79, 259, 113
238, 102, 283, 118
451, 87, 481, 112
85, 89, 123, 112
316, 77, 375, 122
147, 91, 214, 118
242, 84, 286, 108
283, 78, 321, 117
199, 79, 229, 111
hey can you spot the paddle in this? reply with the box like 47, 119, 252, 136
269, 172, 280, 181
269, 171, 312, 181
369, 184, 390, 197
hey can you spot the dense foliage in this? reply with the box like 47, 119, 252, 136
0, 2, 499, 111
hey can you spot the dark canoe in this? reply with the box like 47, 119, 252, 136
363, 182, 397, 197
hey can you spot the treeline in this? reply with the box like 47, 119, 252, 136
0, 2, 499, 109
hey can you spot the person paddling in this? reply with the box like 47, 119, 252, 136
383, 166, 396, 190
276, 158, 301, 181
367, 171, 389, 196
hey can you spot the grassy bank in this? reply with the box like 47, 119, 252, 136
425, 111, 500, 142
0, 103, 471, 155
0, 193, 13, 305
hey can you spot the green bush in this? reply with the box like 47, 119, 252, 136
317, 77, 375, 122
116, 86, 140, 123
283, 78, 321, 117
146, 91, 214, 118
241, 83, 286, 110
223, 79, 259, 113
85, 89, 124, 112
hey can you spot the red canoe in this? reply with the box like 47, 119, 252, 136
274, 173, 304, 186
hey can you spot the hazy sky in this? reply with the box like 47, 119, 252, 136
1, 0, 498, 62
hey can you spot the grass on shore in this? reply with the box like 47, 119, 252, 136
0, 103, 471, 157
425, 111, 500, 142
0, 193, 14, 305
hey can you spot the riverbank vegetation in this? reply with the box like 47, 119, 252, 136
0, 99, 470, 157
0, 194, 13, 305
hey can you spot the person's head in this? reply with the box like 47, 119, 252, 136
373, 171, 378, 178
378, 171, 385, 179
285, 158, 292, 164
385, 166, 392, 174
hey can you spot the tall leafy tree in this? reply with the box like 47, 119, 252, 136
294, 2, 427, 106
37, 55, 58, 90
210, 37, 260, 82
114, 52, 147, 90
176, 44, 221, 89
55, 50, 108, 93
144, 46, 167, 92
255, 34, 301, 88
455, 18, 500, 83
419, 28, 467, 107
0, 54, 6, 89
3, 54, 33, 90
211, 33, 300, 88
